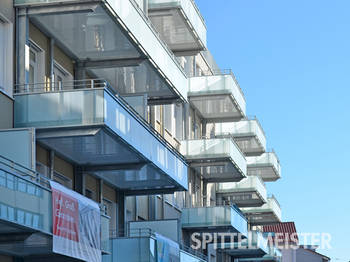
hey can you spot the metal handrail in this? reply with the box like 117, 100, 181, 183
180, 243, 208, 261
0, 154, 51, 190
14, 79, 187, 163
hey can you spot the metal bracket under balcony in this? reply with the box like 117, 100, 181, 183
180, 138, 246, 183
216, 176, 267, 208
14, 84, 188, 194
188, 73, 246, 122
148, 0, 207, 54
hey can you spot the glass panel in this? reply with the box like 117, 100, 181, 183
6, 173, 14, 189
8, 206, 15, 221
17, 210, 25, 224
0, 170, 5, 186
181, 206, 247, 234
33, 214, 40, 228
25, 212, 33, 226
0, 204, 7, 219
18, 180, 26, 192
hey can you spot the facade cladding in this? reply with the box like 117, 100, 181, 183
0, 0, 326, 262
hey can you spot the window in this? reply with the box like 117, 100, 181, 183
85, 189, 95, 200
0, 17, 13, 95
53, 61, 73, 90
28, 41, 45, 90
53, 171, 72, 189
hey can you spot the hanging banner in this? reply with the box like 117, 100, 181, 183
50, 181, 101, 262
156, 233, 180, 262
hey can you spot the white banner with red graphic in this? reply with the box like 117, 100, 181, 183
50, 181, 101, 262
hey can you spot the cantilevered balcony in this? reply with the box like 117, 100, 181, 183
216, 176, 267, 208
181, 205, 248, 236
242, 196, 282, 226
216, 231, 269, 258
215, 118, 267, 156
247, 152, 281, 182
103, 228, 207, 262
15, 0, 188, 103
14, 81, 188, 194
188, 71, 246, 122
180, 138, 246, 182
0, 154, 110, 256
148, 0, 207, 53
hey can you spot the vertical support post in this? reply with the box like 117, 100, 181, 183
49, 150, 55, 180
117, 190, 126, 237
49, 38, 55, 90
99, 178, 103, 204
143, 0, 148, 16
135, 196, 138, 221
161, 195, 165, 219
16, 8, 29, 87
203, 180, 208, 207
74, 166, 85, 195
202, 119, 207, 139
148, 195, 155, 220
183, 102, 189, 140
192, 54, 197, 77
74, 62, 86, 88
161, 105, 165, 136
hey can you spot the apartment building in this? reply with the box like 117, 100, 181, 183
0, 0, 283, 262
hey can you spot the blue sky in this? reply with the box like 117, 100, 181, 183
196, 0, 350, 260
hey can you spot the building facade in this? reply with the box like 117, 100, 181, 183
0, 0, 284, 262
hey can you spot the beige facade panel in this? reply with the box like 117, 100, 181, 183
36, 144, 49, 166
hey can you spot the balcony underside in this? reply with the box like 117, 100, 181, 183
234, 136, 265, 157
149, 8, 205, 53
0, 229, 52, 257
243, 212, 281, 226
25, 2, 185, 102
36, 126, 186, 194
247, 165, 280, 182
217, 190, 266, 208
218, 244, 267, 259
189, 159, 245, 183
189, 94, 244, 122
